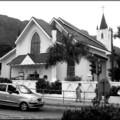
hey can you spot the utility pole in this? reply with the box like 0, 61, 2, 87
111, 28, 114, 81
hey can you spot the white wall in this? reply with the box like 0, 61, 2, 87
97, 29, 112, 52
11, 65, 52, 81
16, 22, 52, 56
1, 52, 16, 78
75, 57, 91, 81
56, 62, 67, 81
56, 57, 92, 81
56, 56, 107, 82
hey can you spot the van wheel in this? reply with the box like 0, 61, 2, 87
20, 102, 28, 111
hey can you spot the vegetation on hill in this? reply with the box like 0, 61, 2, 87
0, 15, 28, 57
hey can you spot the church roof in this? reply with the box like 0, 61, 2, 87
15, 17, 52, 44
33, 17, 53, 37
100, 14, 108, 29
8, 53, 49, 66
54, 17, 107, 51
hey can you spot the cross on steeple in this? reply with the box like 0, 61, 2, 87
102, 6, 104, 14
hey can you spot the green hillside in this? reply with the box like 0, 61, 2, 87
0, 15, 28, 57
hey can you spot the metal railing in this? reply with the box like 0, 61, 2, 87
34, 89, 96, 105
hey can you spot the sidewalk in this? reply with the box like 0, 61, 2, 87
42, 95, 92, 108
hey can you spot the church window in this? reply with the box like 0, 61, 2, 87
31, 32, 40, 55
101, 33, 104, 39
67, 63, 75, 77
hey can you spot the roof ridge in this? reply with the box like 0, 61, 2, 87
32, 17, 52, 38
58, 17, 107, 50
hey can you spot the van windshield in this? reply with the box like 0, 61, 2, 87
18, 85, 32, 94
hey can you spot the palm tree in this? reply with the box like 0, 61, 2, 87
46, 32, 89, 78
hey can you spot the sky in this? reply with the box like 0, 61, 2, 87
0, 1, 120, 47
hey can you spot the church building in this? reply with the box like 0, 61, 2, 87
0, 14, 112, 82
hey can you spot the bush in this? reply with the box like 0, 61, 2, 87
36, 78, 62, 94
0, 77, 12, 83
110, 86, 120, 96
65, 76, 81, 81
61, 106, 120, 120
36, 78, 50, 93
50, 80, 62, 94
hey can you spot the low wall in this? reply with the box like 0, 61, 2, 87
12, 80, 37, 92
62, 81, 97, 100
62, 81, 120, 100
110, 81, 120, 86
12, 80, 120, 100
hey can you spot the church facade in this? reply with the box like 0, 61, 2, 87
0, 14, 112, 82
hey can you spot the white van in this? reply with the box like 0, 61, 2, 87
0, 83, 44, 111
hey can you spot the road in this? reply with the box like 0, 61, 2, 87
0, 105, 64, 119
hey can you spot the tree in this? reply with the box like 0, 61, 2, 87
109, 27, 120, 81
46, 32, 89, 78
114, 26, 120, 38
109, 52, 120, 81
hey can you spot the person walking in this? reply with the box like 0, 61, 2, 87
76, 83, 82, 102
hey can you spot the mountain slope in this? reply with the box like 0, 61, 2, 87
0, 15, 28, 57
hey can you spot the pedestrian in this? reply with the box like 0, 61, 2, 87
95, 83, 98, 100
92, 83, 100, 106
43, 75, 48, 81
76, 83, 82, 102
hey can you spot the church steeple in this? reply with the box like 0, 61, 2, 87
97, 12, 112, 52
100, 14, 108, 29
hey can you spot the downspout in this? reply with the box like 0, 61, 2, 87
9, 65, 12, 79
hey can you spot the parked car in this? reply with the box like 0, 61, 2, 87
0, 83, 44, 111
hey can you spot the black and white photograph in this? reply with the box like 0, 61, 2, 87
0, 1, 120, 119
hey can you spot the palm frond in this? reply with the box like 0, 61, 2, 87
46, 33, 89, 69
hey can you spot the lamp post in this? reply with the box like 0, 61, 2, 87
97, 59, 102, 82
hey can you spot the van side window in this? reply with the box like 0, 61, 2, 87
8, 85, 16, 93
0, 84, 7, 92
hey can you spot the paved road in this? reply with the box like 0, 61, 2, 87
0, 97, 92, 119
0, 105, 64, 119
0, 96, 92, 119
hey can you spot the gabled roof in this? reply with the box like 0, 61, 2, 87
100, 14, 108, 29
33, 17, 53, 37
0, 48, 16, 61
28, 53, 49, 64
15, 17, 52, 44
8, 53, 49, 66
53, 17, 107, 51
8, 54, 26, 65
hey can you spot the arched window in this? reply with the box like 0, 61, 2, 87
31, 32, 40, 54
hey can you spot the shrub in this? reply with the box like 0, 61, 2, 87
0, 77, 12, 83
61, 106, 120, 120
65, 76, 81, 81
50, 80, 62, 94
36, 78, 62, 94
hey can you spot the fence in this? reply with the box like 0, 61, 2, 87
34, 89, 96, 105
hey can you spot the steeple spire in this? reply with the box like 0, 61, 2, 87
100, 7, 108, 30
